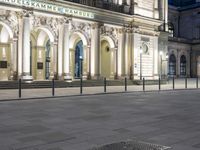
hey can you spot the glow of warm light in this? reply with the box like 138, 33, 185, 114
159, 51, 163, 56
166, 54, 169, 59
2, 47, 6, 59
140, 47, 143, 54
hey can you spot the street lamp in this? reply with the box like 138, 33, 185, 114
159, 51, 163, 79
79, 55, 83, 78
140, 47, 143, 80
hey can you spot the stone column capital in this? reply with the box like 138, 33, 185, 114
91, 22, 104, 29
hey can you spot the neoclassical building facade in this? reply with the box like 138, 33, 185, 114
0, 0, 168, 81
168, 0, 200, 77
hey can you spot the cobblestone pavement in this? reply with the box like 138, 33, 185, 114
0, 78, 199, 100
0, 90, 200, 150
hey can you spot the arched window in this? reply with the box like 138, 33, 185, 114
169, 54, 176, 76
168, 22, 174, 37
180, 55, 187, 76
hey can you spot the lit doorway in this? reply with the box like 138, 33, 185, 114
75, 40, 83, 78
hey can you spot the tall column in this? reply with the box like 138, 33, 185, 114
83, 45, 89, 79
91, 23, 102, 79
21, 10, 33, 81
124, 28, 131, 77
118, 28, 125, 78
154, 0, 159, 19
130, 29, 134, 79
153, 36, 159, 79
9, 38, 18, 80
58, 21, 65, 80
164, 0, 168, 32
69, 49, 75, 79
63, 18, 72, 80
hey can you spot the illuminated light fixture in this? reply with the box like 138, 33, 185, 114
2, 47, 6, 59
159, 51, 163, 56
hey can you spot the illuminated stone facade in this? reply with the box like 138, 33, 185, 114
0, 0, 168, 81
168, 1, 200, 77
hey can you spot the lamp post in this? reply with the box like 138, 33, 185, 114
140, 47, 143, 80
79, 55, 83, 78
159, 51, 163, 79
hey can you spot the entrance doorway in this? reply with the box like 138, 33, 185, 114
101, 40, 111, 78
45, 40, 51, 79
169, 54, 176, 76
75, 40, 83, 78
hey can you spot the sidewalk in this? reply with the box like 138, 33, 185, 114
0, 78, 199, 101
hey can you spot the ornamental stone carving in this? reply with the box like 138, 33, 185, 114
0, 10, 19, 36
32, 16, 59, 38
101, 26, 118, 47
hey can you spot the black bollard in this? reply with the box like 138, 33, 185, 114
104, 77, 107, 93
52, 78, 55, 96
185, 77, 187, 89
80, 77, 83, 94
18, 79, 21, 98
173, 77, 175, 90
143, 78, 145, 92
125, 77, 127, 92
197, 77, 199, 89
159, 77, 161, 91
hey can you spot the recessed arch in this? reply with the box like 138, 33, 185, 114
69, 31, 88, 49
100, 35, 116, 79
0, 21, 13, 39
101, 36, 116, 49
34, 27, 55, 46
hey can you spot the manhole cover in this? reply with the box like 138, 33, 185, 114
89, 140, 171, 150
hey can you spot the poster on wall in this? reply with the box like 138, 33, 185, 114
0, 61, 7, 68
37, 62, 43, 70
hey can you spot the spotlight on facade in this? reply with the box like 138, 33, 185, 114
166, 53, 169, 59
140, 47, 143, 54
159, 51, 163, 56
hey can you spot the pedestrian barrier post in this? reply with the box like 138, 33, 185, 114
185, 77, 187, 89
80, 77, 83, 94
159, 77, 161, 91
125, 77, 127, 92
52, 78, 55, 96
143, 78, 145, 92
104, 77, 107, 93
18, 79, 21, 98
